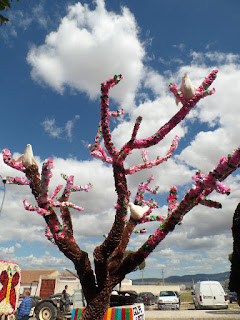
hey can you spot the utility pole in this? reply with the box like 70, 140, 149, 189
161, 267, 165, 286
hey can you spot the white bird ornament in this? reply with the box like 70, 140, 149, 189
17, 144, 38, 168
176, 73, 197, 105
129, 202, 149, 221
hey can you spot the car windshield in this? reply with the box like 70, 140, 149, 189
159, 291, 175, 297
139, 293, 152, 297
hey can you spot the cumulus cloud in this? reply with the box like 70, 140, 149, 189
27, 0, 145, 110
2, 0, 240, 276
1, 2, 50, 43
174, 57, 240, 170
0, 246, 72, 271
42, 115, 80, 141
3, 56, 240, 273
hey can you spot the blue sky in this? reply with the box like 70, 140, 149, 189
0, 0, 240, 280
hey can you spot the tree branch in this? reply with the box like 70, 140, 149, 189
116, 146, 240, 276
118, 70, 217, 160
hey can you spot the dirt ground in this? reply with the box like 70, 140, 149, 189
145, 301, 240, 319
145, 301, 240, 311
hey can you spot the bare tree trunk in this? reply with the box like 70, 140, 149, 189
80, 284, 112, 320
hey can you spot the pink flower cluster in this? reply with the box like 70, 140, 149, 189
132, 176, 162, 227
89, 124, 113, 164
2, 149, 25, 171
125, 136, 179, 175
23, 199, 84, 216
39, 158, 53, 203
2, 176, 30, 185
2, 148, 92, 244
45, 226, 55, 244
134, 176, 159, 207
192, 169, 231, 196
167, 186, 178, 214
133, 229, 147, 234
61, 174, 92, 199
91, 71, 218, 177
137, 145, 240, 259
100, 75, 123, 160
140, 215, 164, 224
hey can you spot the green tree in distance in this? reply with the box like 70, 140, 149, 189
0, 0, 20, 25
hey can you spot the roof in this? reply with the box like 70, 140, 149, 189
21, 270, 57, 285
60, 272, 78, 279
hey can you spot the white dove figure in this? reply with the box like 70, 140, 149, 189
176, 73, 197, 105
129, 202, 149, 221
17, 144, 38, 168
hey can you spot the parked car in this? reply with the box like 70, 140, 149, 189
110, 290, 138, 307
157, 291, 180, 310
228, 291, 237, 303
137, 292, 157, 305
193, 281, 228, 309
174, 291, 180, 304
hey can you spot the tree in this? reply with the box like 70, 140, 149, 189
229, 203, 240, 305
228, 252, 232, 263
2, 70, 240, 320
0, 0, 19, 25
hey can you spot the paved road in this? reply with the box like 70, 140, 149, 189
145, 309, 240, 319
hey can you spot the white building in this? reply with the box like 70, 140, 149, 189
21, 270, 180, 298
116, 278, 180, 295
21, 270, 81, 298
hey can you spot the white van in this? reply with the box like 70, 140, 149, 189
193, 281, 228, 309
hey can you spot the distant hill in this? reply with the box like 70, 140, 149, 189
132, 271, 230, 286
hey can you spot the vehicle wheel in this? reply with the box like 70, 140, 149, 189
35, 302, 57, 320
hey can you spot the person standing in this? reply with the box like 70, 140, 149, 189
61, 285, 69, 312
17, 291, 32, 320
62, 285, 68, 301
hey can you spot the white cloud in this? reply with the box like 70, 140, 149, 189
174, 60, 240, 171
3, 53, 240, 276
42, 119, 63, 138
0, 246, 15, 255
27, 0, 145, 110
1, 2, 50, 43
2, 0, 240, 277
41, 115, 80, 141
173, 43, 185, 51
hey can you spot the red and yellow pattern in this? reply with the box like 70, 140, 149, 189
0, 261, 21, 316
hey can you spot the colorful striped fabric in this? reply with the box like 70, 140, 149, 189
72, 306, 134, 320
